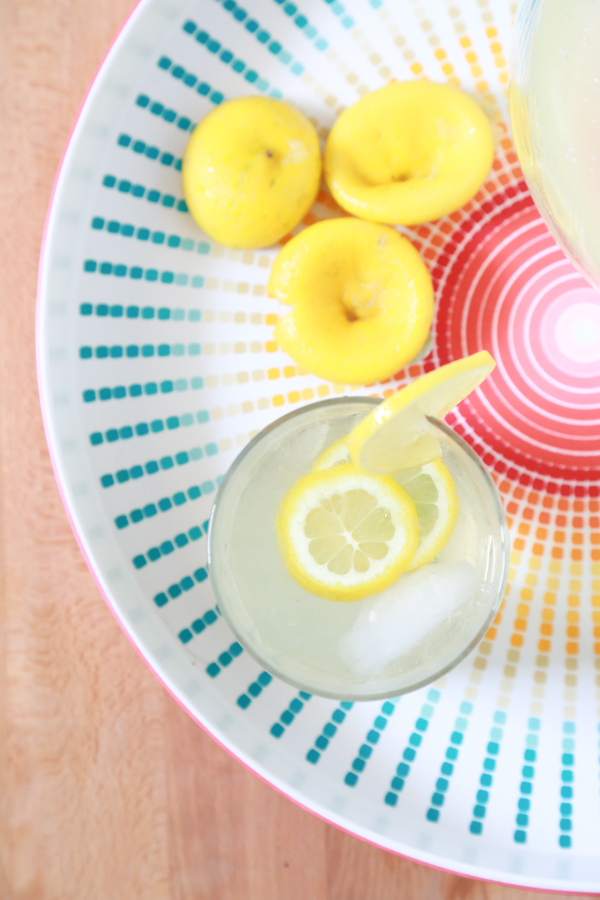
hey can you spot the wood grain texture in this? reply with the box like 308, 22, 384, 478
0, 0, 591, 897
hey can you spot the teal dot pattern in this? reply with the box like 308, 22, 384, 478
318, 0, 355, 31
204, 639, 244, 674
80, 342, 202, 361
236, 670, 273, 708
90, 215, 211, 256
468, 710, 506, 835
344, 700, 397, 787
132, 520, 208, 569
513, 717, 540, 844
426, 702, 476, 823
178, 605, 220, 643
102, 173, 189, 211
88, 406, 209, 448
157, 53, 228, 103
559, 721, 576, 848
135, 92, 198, 129
80, 300, 203, 320
82, 258, 200, 286
306, 701, 353, 764
154, 564, 209, 608
117, 132, 184, 170
270, 691, 312, 737
115, 489, 214, 530
187, 5, 305, 78
99, 447, 220, 490
83, 376, 204, 405
268, 0, 330, 50
178, 24, 282, 96
383, 688, 441, 807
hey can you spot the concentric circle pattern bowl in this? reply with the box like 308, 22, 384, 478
37, 0, 600, 891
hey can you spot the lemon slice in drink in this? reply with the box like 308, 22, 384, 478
347, 351, 495, 473
312, 440, 458, 570
276, 463, 418, 602
395, 461, 458, 570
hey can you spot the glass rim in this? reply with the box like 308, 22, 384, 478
208, 396, 510, 701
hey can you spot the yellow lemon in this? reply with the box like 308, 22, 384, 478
348, 351, 496, 473
276, 463, 419, 601
312, 440, 458, 571
324, 81, 495, 225
270, 218, 434, 384
182, 96, 321, 249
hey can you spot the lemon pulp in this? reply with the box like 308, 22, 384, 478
395, 461, 459, 570
276, 464, 419, 602
312, 440, 459, 572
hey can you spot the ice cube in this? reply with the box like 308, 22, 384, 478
338, 562, 477, 678
277, 421, 329, 474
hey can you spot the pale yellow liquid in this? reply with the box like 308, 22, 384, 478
512, 0, 600, 286
209, 399, 509, 700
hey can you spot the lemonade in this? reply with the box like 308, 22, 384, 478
208, 397, 509, 700
511, 0, 600, 287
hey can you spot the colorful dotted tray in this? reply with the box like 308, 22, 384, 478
37, 0, 600, 891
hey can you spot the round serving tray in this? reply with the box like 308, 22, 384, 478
37, 0, 600, 890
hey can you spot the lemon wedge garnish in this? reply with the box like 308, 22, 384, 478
347, 351, 495, 473
276, 463, 419, 602
311, 436, 352, 472
395, 460, 458, 570
312, 441, 458, 570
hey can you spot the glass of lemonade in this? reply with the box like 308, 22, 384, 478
208, 397, 509, 700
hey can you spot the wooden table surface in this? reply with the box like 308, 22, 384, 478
0, 1, 591, 897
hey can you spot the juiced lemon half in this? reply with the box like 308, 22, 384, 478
324, 81, 494, 225
182, 96, 321, 249
276, 464, 419, 601
270, 218, 434, 385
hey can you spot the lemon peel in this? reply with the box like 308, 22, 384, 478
324, 81, 495, 225
311, 436, 351, 472
348, 351, 496, 474
312, 440, 458, 571
182, 96, 321, 249
395, 460, 459, 570
276, 463, 418, 602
